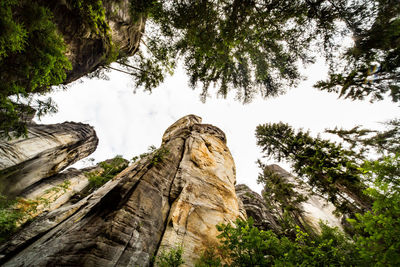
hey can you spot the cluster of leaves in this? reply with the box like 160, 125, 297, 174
131, 145, 170, 166
0, 0, 71, 138
315, 0, 400, 102
154, 245, 185, 267
86, 155, 128, 190
348, 155, 400, 266
121, 0, 400, 104
256, 122, 371, 215
0, 0, 118, 138
326, 119, 400, 157
0, 179, 72, 243
197, 217, 359, 266
67, 0, 109, 38
125, 0, 317, 102
257, 162, 309, 233
255, 119, 400, 265
66, 0, 118, 64
0, 195, 40, 243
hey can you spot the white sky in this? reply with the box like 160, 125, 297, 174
36, 59, 399, 193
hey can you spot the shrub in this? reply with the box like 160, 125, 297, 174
155, 245, 184, 267
86, 155, 128, 190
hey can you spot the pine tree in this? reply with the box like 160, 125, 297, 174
255, 122, 372, 214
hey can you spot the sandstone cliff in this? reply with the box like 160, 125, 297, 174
0, 122, 98, 197
0, 115, 242, 267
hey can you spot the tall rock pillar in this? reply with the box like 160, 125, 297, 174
1, 115, 242, 267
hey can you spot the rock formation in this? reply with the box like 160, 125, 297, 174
262, 164, 343, 232
0, 115, 242, 267
235, 184, 281, 233
42, 0, 145, 83
0, 122, 98, 197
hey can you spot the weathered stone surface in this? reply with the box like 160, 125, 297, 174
0, 122, 98, 197
42, 0, 145, 84
235, 184, 281, 233
0, 115, 242, 267
157, 123, 242, 266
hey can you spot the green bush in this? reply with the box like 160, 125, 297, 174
131, 145, 170, 166
348, 155, 400, 266
155, 245, 184, 267
0, 194, 41, 243
86, 156, 128, 190
196, 217, 359, 267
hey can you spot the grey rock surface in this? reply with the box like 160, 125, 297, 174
0, 122, 98, 196
41, 0, 145, 84
0, 115, 242, 267
235, 184, 281, 233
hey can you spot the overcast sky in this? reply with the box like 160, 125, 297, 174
36, 58, 399, 193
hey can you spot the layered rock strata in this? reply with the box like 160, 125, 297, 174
0, 115, 242, 267
0, 122, 98, 197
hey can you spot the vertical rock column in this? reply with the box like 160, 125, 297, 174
157, 123, 242, 266
0, 122, 98, 197
1, 115, 242, 267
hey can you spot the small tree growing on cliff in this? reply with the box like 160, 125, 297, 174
155, 245, 184, 267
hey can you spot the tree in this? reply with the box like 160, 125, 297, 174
349, 155, 400, 266
2, 0, 399, 137
0, 0, 71, 138
315, 0, 400, 102
326, 119, 400, 157
255, 122, 371, 215
197, 217, 359, 266
126, 0, 338, 102
257, 161, 310, 234
126, 0, 399, 104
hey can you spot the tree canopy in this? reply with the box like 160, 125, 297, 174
1, 0, 399, 136
127, 0, 399, 103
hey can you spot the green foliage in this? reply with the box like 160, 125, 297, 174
195, 249, 223, 267
155, 245, 184, 267
125, 0, 399, 103
315, 0, 400, 103
44, 180, 71, 195
0, 179, 73, 243
257, 162, 309, 232
0, 0, 71, 138
255, 121, 400, 265
0, 194, 24, 243
255, 122, 370, 214
67, 0, 118, 64
0, 194, 41, 243
128, 0, 320, 102
131, 145, 170, 166
198, 218, 358, 266
326, 119, 400, 157
348, 155, 400, 266
86, 156, 128, 190
68, 0, 109, 38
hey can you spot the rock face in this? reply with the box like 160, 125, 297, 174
43, 0, 145, 83
0, 115, 242, 267
0, 122, 98, 197
235, 184, 281, 233
264, 165, 343, 232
